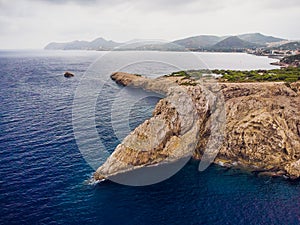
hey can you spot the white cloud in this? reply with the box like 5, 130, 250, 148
0, 0, 299, 49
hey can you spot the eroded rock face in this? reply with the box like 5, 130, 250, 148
94, 72, 300, 181
94, 76, 205, 183
211, 83, 300, 178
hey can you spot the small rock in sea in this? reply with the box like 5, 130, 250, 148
64, 71, 74, 78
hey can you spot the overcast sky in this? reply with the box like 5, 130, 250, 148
0, 0, 299, 49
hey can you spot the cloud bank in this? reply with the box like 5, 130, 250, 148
0, 0, 299, 49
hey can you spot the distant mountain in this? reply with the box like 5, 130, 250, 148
238, 33, 285, 45
171, 35, 223, 49
88, 37, 120, 49
44, 33, 289, 51
133, 43, 186, 51
212, 36, 261, 50
45, 40, 90, 50
44, 37, 120, 50
115, 40, 169, 50
171, 33, 285, 50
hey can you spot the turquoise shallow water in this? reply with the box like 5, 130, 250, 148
0, 50, 299, 225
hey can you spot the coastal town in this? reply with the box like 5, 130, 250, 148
247, 41, 300, 67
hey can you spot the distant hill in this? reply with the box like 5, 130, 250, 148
115, 40, 176, 50
45, 40, 90, 50
274, 41, 300, 50
280, 54, 300, 67
88, 37, 120, 49
171, 35, 223, 49
238, 33, 285, 45
211, 36, 260, 50
44, 33, 289, 51
132, 43, 186, 51
171, 33, 284, 50
281, 54, 300, 63
44, 37, 120, 50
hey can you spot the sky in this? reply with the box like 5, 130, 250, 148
0, 0, 299, 49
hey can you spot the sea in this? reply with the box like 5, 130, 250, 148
1, 50, 300, 225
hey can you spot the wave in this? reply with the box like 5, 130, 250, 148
84, 176, 106, 186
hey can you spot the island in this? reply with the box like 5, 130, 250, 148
94, 68, 300, 182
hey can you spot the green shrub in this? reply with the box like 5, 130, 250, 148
168, 67, 300, 83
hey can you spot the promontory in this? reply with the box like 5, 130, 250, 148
94, 70, 300, 182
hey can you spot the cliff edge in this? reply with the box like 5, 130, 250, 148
94, 72, 300, 181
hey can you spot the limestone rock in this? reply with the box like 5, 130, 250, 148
94, 72, 300, 181
285, 160, 300, 179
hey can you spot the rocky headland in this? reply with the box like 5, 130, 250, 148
94, 71, 300, 181
271, 54, 300, 68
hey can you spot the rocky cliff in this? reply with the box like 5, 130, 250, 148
94, 72, 300, 182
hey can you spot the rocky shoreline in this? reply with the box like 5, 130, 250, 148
270, 54, 300, 68
94, 72, 300, 182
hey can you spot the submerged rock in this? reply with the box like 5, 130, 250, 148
94, 72, 300, 181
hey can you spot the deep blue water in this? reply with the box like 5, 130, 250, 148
1, 50, 300, 225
